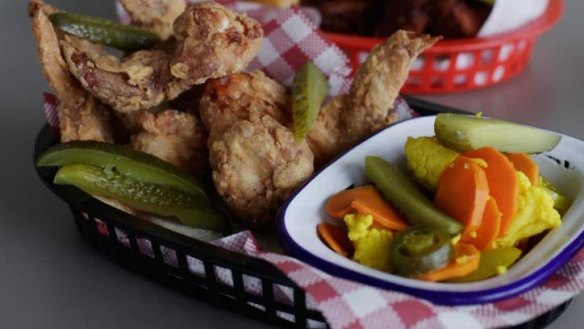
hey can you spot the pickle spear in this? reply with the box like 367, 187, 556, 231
365, 156, 462, 236
291, 61, 329, 142
54, 164, 227, 232
36, 141, 210, 205
434, 113, 561, 153
49, 12, 160, 51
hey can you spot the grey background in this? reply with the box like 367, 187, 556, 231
0, 0, 582, 328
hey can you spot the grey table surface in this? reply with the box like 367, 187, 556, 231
1, 0, 582, 328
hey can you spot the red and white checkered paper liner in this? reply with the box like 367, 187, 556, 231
42, 1, 584, 328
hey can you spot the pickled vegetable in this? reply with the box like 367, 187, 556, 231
538, 177, 572, 214
291, 61, 329, 141
434, 113, 561, 153
449, 247, 522, 282
54, 164, 227, 232
365, 156, 463, 236
404, 136, 460, 191
49, 12, 160, 51
391, 226, 453, 277
417, 243, 480, 282
36, 141, 210, 205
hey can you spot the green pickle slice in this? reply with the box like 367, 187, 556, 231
434, 113, 561, 153
54, 164, 227, 232
365, 156, 463, 236
291, 61, 329, 142
36, 141, 210, 205
49, 12, 160, 51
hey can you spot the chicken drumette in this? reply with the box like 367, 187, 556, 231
61, 2, 263, 113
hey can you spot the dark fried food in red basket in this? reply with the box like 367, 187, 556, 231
303, 0, 492, 38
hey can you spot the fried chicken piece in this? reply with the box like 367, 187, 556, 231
199, 71, 289, 145
209, 116, 313, 230
305, 95, 347, 167
430, 0, 491, 38
61, 2, 263, 113
374, 0, 432, 36
343, 30, 439, 144
29, 0, 113, 143
307, 31, 439, 165
120, 0, 187, 40
311, 0, 379, 35
128, 109, 208, 174
60, 35, 180, 114
170, 3, 263, 85
58, 97, 114, 143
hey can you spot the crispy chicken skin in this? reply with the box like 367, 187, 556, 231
200, 71, 312, 229
307, 30, 439, 165
210, 116, 313, 230
305, 95, 347, 167
28, 0, 113, 143
344, 30, 439, 143
129, 109, 209, 174
199, 71, 289, 145
61, 2, 263, 113
119, 0, 187, 40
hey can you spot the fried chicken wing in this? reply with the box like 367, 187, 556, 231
343, 30, 439, 143
120, 0, 187, 40
307, 30, 439, 165
61, 2, 263, 113
129, 109, 208, 174
305, 95, 347, 167
199, 71, 289, 145
28, 0, 113, 143
209, 116, 313, 230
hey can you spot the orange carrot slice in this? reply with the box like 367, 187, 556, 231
417, 243, 480, 282
464, 147, 518, 236
506, 152, 539, 185
435, 156, 490, 240
470, 197, 501, 250
317, 223, 353, 257
325, 185, 379, 218
350, 198, 408, 231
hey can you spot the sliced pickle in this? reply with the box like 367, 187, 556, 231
54, 164, 227, 232
36, 141, 210, 205
49, 12, 160, 51
291, 61, 329, 142
364, 156, 463, 236
434, 113, 561, 153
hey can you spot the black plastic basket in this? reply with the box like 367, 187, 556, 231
33, 97, 572, 329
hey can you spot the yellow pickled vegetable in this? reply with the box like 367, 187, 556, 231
449, 246, 522, 282
404, 137, 460, 191
344, 213, 393, 272
493, 172, 561, 248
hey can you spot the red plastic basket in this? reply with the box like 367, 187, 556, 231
324, 0, 563, 94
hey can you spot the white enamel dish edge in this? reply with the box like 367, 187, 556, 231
277, 115, 584, 305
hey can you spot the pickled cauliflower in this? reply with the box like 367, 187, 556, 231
344, 213, 393, 272
493, 172, 561, 248
404, 137, 459, 190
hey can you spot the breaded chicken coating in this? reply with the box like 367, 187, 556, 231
129, 109, 209, 174
209, 116, 313, 229
199, 71, 289, 145
307, 30, 439, 165
28, 0, 113, 143
120, 0, 187, 40
61, 2, 263, 113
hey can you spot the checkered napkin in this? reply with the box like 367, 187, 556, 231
215, 231, 584, 329
42, 1, 583, 328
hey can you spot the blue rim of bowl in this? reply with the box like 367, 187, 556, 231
276, 117, 584, 306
